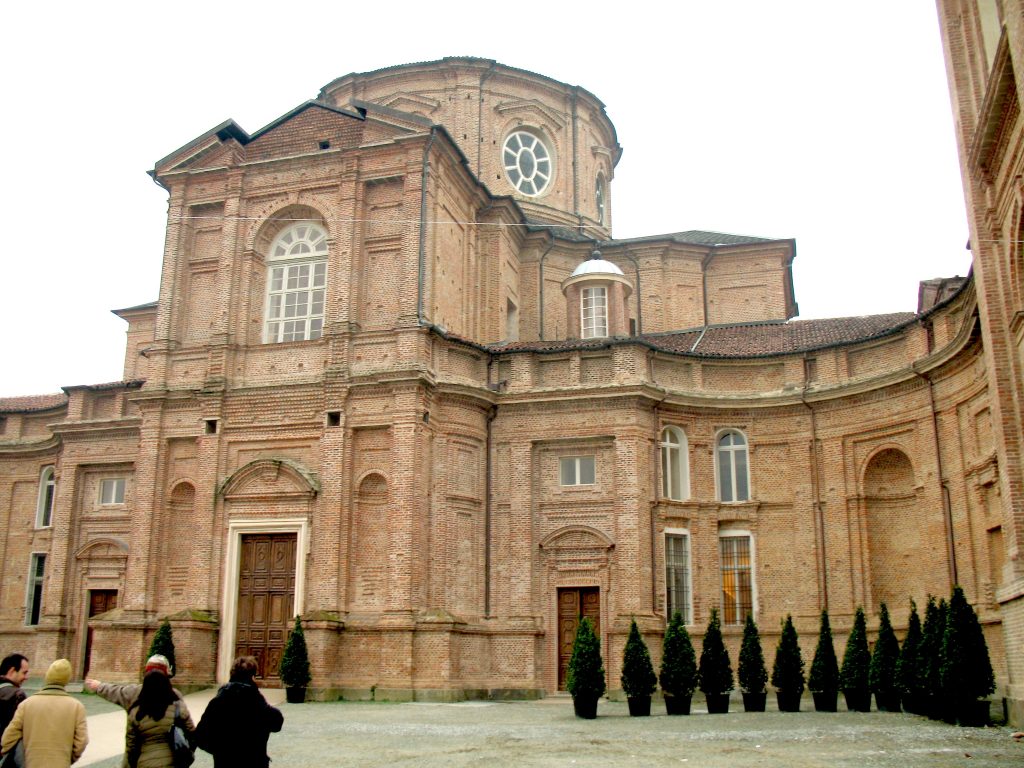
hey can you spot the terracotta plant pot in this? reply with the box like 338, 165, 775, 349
664, 693, 692, 715
742, 691, 767, 712
776, 689, 802, 712
573, 696, 598, 719
627, 696, 651, 716
705, 692, 730, 714
285, 686, 306, 703
843, 688, 871, 712
811, 690, 838, 712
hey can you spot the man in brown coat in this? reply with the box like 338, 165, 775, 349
1, 659, 88, 767
0, 653, 29, 737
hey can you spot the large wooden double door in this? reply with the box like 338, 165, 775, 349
557, 587, 601, 690
235, 533, 296, 682
84, 589, 118, 676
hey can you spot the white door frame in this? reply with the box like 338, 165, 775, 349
218, 517, 308, 683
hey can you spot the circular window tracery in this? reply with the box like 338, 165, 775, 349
503, 131, 552, 196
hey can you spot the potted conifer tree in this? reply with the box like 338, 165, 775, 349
280, 615, 312, 703
895, 599, 924, 714
940, 586, 995, 727
738, 613, 768, 712
808, 610, 839, 712
869, 603, 901, 712
771, 614, 805, 712
659, 611, 697, 715
698, 608, 734, 714
148, 619, 176, 677
621, 619, 657, 716
840, 606, 871, 712
567, 617, 606, 719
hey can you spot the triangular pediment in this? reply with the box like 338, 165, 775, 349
494, 98, 567, 130
376, 91, 442, 118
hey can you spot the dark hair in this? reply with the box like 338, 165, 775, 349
229, 656, 258, 683
133, 670, 175, 722
0, 654, 27, 677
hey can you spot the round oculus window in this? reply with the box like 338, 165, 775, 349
503, 131, 552, 196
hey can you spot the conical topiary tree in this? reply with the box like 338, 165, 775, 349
869, 603, 901, 711
771, 614, 805, 711
895, 600, 924, 714
840, 606, 870, 711
808, 610, 839, 711
698, 608, 734, 713
920, 596, 948, 719
738, 614, 768, 711
659, 611, 697, 715
280, 615, 311, 701
940, 586, 996, 726
567, 617, 606, 719
620, 619, 657, 715
147, 620, 176, 677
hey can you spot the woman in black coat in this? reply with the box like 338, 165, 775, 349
196, 656, 284, 768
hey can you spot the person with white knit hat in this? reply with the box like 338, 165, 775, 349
1, 659, 88, 767
85, 654, 182, 710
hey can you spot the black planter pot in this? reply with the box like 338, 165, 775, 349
285, 687, 306, 704
664, 693, 692, 715
573, 696, 598, 719
956, 699, 991, 727
705, 692, 731, 714
811, 690, 838, 712
843, 688, 871, 712
776, 689, 802, 712
742, 692, 767, 712
627, 696, 651, 717
874, 691, 901, 712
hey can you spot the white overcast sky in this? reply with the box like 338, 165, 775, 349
0, 1, 969, 397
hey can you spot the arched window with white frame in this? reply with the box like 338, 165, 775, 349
264, 222, 328, 343
660, 426, 690, 501
716, 429, 750, 503
36, 467, 55, 528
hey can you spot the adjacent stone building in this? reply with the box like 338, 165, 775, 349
0, 55, 1017, 719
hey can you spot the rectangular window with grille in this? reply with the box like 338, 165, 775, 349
720, 534, 753, 625
665, 532, 691, 623
26, 553, 45, 625
581, 287, 608, 338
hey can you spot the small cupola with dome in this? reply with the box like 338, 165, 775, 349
562, 250, 633, 339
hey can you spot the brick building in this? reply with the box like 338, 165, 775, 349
0, 55, 1017, 718
937, 0, 1024, 727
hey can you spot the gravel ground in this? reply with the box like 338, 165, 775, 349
84, 697, 1022, 768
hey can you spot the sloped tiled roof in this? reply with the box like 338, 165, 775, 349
0, 393, 68, 413
492, 312, 920, 359
523, 221, 781, 248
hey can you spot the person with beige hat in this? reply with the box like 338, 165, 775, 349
0, 659, 88, 767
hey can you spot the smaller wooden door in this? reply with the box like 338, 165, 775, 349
84, 589, 118, 675
557, 587, 600, 690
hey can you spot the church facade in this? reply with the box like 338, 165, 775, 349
0, 54, 1018, 717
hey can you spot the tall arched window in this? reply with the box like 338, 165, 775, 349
581, 286, 608, 338
716, 429, 750, 502
660, 427, 689, 501
36, 467, 55, 527
264, 222, 328, 343
595, 173, 606, 225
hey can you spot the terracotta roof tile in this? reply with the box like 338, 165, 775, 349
491, 313, 919, 359
0, 393, 68, 413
